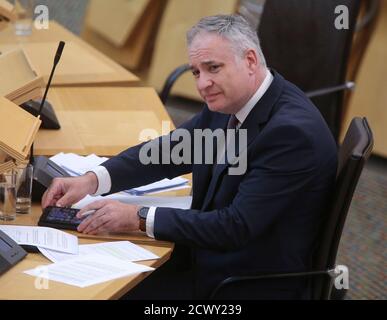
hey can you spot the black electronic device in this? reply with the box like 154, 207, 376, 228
0, 230, 27, 275
38, 206, 85, 231
31, 156, 70, 201
29, 41, 68, 201
20, 99, 60, 129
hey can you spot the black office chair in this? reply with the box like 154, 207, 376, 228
159, 0, 372, 141
257, 0, 377, 142
208, 117, 373, 300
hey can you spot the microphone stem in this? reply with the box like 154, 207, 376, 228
38, 62, 58, 115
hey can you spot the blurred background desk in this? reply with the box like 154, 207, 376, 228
33, 86, 173, 156
0, 21, 139, 86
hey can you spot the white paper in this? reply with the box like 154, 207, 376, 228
49, 152, 190, 194
38, 241, 159, 263
49, 152, 108, 176
0, 225, 78, 254
73, 193, 192, 210
125, 177, 189, 195
23, 254, 154, 288
145, 184, 190, 194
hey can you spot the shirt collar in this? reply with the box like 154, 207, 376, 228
235, 69, 274, 126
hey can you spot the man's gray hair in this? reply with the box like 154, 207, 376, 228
187, 14, 266, 66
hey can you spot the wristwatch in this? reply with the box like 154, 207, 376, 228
137, 207, 149, 232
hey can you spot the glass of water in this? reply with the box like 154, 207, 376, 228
14, 164, 33, 214
12, 0, 34, 36
0, 171, 17, 221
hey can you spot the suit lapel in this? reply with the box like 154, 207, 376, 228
201, 70, 285, 210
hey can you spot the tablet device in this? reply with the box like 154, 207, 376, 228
38, 206, 84, 231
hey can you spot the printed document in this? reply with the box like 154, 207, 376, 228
24, 254, 154, 287
73, 194, 192, 210
38, 241, 159, 263
0, 225, 78, 254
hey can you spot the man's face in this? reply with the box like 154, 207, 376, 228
189, 32, 256, 114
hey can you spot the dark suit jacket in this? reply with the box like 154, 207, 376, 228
102, 70, 338, 299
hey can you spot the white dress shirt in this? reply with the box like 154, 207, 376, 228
90, 70, 273, 238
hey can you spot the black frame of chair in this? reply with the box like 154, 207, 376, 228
159, 63, 356, 106
159, 64, 191, 105
209, 117, 373, 300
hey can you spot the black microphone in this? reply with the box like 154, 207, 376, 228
38, 41, 65, 115
29, 41, 71, 201
30, 41, 65, 164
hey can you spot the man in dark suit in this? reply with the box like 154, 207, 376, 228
42, 14, 337, 299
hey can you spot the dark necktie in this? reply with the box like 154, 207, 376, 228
212, 115, 239, 172
227, 114, 239, 130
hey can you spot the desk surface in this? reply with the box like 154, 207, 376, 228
0, 204, 174, 300
0, 21, 139, 86
34, 86, 173, 157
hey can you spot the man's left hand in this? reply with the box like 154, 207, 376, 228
76, 200, 140, 235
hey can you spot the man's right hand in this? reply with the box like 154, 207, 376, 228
41, 172, 98, 209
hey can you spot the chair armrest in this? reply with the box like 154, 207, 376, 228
305, 82, 355, 99
210, 269, 338, 300
159, 64, 191, 104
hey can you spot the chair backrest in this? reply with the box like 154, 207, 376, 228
312, 117, 373, 299
258, 0, 361, 140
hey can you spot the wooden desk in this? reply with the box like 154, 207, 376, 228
0, 204, 174, 300
0, 21, 139, 86
34, 86, 173, 157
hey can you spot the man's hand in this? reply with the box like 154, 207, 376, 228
41, 172, 98, 209
76, 200, 140, 235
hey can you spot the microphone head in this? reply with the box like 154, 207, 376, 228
54, 41, 65, 65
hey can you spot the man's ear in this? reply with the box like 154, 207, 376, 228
245, 49, 259, 73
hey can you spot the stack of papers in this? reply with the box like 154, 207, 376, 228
0, 225, 159, 288
24, 254, 154, 288
0, 225, 79, 254
29, 241, 158, 288
0, 97, 41, 173
49, 152, 109, 176
49, 152, 190, 195
0, 49, 44, 105
73, 193, 192, 210
38, 241, 159, 264
124, 177, 189, 195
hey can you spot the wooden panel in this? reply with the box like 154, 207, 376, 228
81, 0, 166, 70
0, 21, 139, 86
146, 0, 239, 100
0, 42, 115, 83
0, 96, 41, 162
85, 0, 149, 47
342, 1, 387, 157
